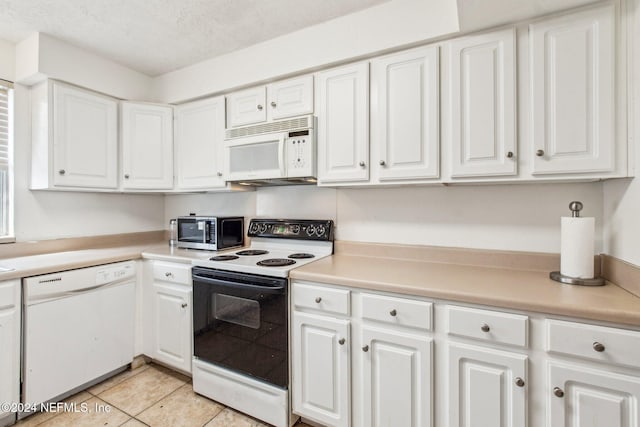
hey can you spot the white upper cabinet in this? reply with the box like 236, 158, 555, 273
449, 28, 517, 178
530, 5, 615, 175
31, 81, 119, 190
371, 45, 440, 182
226, 75, 314, 128
269, 75, 314, 120
121, 102, 174, 190
174, 96, 226, 189
316, 62, 370, 183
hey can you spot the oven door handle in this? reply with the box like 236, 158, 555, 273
192, 274, 286, 294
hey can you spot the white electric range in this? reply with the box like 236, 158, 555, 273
190, 218, 334, 427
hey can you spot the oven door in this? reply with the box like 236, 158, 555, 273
224, 132, 286, 181
192, 267, 288, 388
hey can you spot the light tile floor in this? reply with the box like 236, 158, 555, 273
15, 363, 313, 427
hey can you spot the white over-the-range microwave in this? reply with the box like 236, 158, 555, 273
223, 114, 316, 185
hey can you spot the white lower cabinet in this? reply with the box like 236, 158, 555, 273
292, 312, 351, 427
145, 261, 193, 374
448, 343, 527, 427
361, 325, 432, 427
0, 280, 20, 427
548, 361, 640, 426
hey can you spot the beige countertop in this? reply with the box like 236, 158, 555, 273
290, 253, 640, 327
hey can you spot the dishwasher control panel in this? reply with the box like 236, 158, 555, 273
96, 263, 135, 286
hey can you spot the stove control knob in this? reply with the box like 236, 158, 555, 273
306, 225, 316, 236
316, 225, 326, 237
249, 223, 259, 233
292, 225, 301, 234
259, 224, 268, 233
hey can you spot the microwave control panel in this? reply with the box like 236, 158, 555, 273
285, 130, 316, 178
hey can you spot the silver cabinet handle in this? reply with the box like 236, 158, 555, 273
506, 151, 514, 158
359, 161, 366, 167
593, 342, 605, 352
217, 171, 223, 177
270, 101, 277, 108
257, 104, 263, 110
481, 323, 490, 333
536, 149, 545, 157
553, 387, 564, 398
338, 338, 345, 345
181, 303, 187, 308
515, 377, 525, 387
389, 309, 397, 317
362, 345, 369, 352
58, 169, 66, 175
124, 174, 130, 179
315, 297, 322, 303
379, 160, 386, 166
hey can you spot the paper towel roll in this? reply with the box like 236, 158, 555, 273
560, 216, 594, 279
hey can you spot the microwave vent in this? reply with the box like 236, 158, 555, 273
226, 115, 313, 139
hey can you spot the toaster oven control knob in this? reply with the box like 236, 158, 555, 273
306, 225, 316, 236
316, 225, 326, 237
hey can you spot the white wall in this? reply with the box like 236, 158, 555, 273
165, 183, 603, 254
13, 84, 165, 241
153, 0, 460, 103
0, 38, 15, 82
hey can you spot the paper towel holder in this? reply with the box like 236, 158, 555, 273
550, 201, 605, 286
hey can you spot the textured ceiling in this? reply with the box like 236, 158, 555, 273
0, 0, 389, 76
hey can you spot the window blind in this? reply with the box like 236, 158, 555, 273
0, 79, 13, 238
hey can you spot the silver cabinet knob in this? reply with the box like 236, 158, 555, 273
515, 377, 525, 387
217, 171, 223, 177
257, 104, 263, 110
315, 297, 322, 303
362, 345, 369, 352
389, 309, 397, 317
338, 338, 345, 345
181, 303, 187, 308
593, 342, 605, 352
553, 387, 564, 398
58, 169, 66, 175
481, 323, 490, 333
270, 101, 277, 108
506, 151, 514, 158
379, 160, 386, 166
536, 149, 545, 157
359, 161, 366, 167
124, 174, 130, 179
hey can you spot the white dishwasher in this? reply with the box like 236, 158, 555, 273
23, 261, 136, 405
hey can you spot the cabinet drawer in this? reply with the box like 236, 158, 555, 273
293, 282, 350, 316
361, 293, 432, 331
448, 305, 528, 348
547, 319, 640, 368
153, 262, 192, 285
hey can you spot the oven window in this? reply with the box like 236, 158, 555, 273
214, 294, 260, 329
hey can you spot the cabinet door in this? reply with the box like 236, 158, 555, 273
530, 5, 615, 175
361, 325, 432, 427
121, 103, 173, 189
372, 46, 440, 181
52, 82, 118, 188
174, 97, 226, 189
548, 361, 640, 427
316, 62, 370, 183
227, 87, 267, 127
448, 343, 527, 427
450, 28, 516, 177
153, 282, 192, 373
292, 312, 350, 427
0, 281, 20, 421
268, 75, 314, 120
